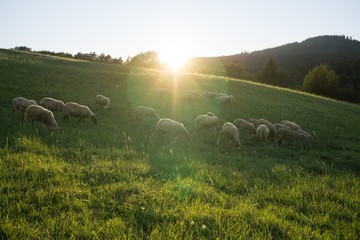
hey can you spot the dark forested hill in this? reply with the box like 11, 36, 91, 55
184, 35, 360, 102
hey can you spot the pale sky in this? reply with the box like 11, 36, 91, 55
1, 0, 359, 64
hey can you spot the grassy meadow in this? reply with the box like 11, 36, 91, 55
0, 48, 360, 239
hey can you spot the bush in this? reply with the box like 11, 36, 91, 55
303, 63, 339, 97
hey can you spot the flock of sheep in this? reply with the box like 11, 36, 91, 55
12, 88, 315, 150
11, 95, 110, 131
138, 88, 315, 149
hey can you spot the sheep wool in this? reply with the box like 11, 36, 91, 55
24, 105, 60, 131
194, 113, 219, 134
12, 97, 37, 113
135, 106, 160, 121
95, 95, 111, 108
256, 124, 270, 141
216, 122, 241, 149
40, 97, 65, 112
63, 102, 97, 123
233, 118, 256, 136
156, 118, 191, 142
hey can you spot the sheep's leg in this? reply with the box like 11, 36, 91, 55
216, 132, 222, 146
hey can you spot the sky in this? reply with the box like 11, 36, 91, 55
1, 0, 359, 66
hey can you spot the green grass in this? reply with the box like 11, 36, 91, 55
0, 48, 360, 239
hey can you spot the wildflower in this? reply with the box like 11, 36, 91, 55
190, 220, 195, 225
201, 224, 207, 230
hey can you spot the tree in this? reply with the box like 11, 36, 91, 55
14, 46, 32, 51
223, 63, 243, 79
126, 51, 161, 69
259, 58, 285, 86
302, 63, 339, 97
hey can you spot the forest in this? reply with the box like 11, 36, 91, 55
184, 35, 360, 103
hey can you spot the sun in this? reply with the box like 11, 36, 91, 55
157, 35, 191, 71
159, 52, 189, 71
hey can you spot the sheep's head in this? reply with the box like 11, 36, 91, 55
91, 115, 97, 124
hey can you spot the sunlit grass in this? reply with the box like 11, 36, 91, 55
0, 49, 359, 239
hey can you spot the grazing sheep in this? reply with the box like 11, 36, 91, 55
194, 112, 219, 135
95, 94, 111, 108
183, 90, 203, 101
233, 118, 256, 137
155, 118, 191, 142
24, 105, 60, 131
248, 118, 258, 126
135, 106, 160, 122
40, 97, 65, 112
202, 91, 218, 100
280, 120, 302, 131
274, 123, 291, 131
215, 95, 233, 106
275, 128, 307, 146
12, 97, 37, 113
297, 129, 315, 140
216, 122, 241, 149
155, 88, 172, 96
63, 102, 97, 123
256, 124, 270, 141
256, 119, 277, 140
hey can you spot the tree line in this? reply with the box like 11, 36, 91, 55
14, 46, 123, 64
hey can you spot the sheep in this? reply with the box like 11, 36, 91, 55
202, 91, 218, 100
274, 123, 291, 131
194, 112, 219, 135
135, 106, 160, 122
256, 124, 270, 141
40, 97, 65, 112
248, 118, 258, 126
24, 105, 60, 131
95, 94, 111, 108
155, 87, 172, 96
297, 129, 315, 140
215, 95, 233, 106
233, 118, 256, 137
275, 128, 307, 146
63, 102, 97, 123
216, 122, 241, 149
256, 119, 277, 140
12, 97, 37, 113
155, 118, 191, 142
280, 120, 302, 131
183, 90, 203, 101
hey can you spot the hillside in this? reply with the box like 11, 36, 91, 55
1, 49, 360, 239
185, 35, 360, 99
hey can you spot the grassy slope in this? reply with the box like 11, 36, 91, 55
0, 49, 359, 239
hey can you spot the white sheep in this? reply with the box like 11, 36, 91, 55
12, 97, 37, 113
248, 118, 258, 126
256, 124, 270, 141
233, 118, 256, 137
95, 95, 111, 108
275, 128, 307, 146
135, 106, 160, 122
256, 119, 277, 140
63, 102, 97, 123
194, 112, 219, 135
155, 118, 191, 142
280, 120, 302, 131
215, 95, 233, 106
216, 122, 241, 149
297, 129, 315, 140
202, 91, 218, 100
274, 123, 291, 131
183, 90, 203, 101
24, 105, 60, 131
155, 87, 172, 96
40, 97, 65, 112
